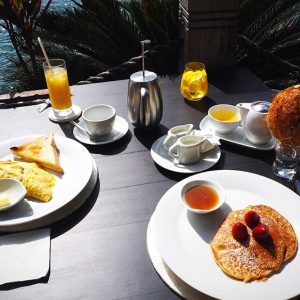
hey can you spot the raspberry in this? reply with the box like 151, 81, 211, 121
245, 210, 260, 228
252, 223, 270, 241
232, 222, 248, 241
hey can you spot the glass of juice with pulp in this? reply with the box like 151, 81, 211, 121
180, 62, 208, 101
43, 59, 72, 117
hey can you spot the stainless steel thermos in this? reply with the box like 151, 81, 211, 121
127, 70, 163, 129
127, 39, 163, 129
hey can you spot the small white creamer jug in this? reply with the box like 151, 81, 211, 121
163, 124, 193, 150
236, 101, 272, 145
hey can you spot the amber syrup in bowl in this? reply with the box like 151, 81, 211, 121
181, 180, 225, 214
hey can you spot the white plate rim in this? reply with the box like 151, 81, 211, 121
199, 116, 275, 150
151, 135, 221, 173
152, 170, 300, 300
147, 213, 211, 300
73, 115, 129, 145
0, 134, 93, 227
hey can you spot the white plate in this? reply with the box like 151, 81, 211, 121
0, 135, 93, 229
200, 116, 275, 150
152, 170, 300, 300
151, 135, 221, 173
73, 115, 129, 145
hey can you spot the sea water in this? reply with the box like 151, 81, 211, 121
0, 0, 75, 93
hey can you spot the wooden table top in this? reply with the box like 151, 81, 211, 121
0, 68, 295, 299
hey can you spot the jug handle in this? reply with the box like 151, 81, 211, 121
140, 87, 150, 127
236, 103, 251, 126
169, 142, 179, 159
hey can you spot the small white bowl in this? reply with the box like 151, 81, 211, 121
181, 179, 225, 214
82, 104, 116, 137
208, 104, 241, 134
0, 178, 26, 212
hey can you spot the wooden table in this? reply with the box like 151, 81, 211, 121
0, 68, 296, 299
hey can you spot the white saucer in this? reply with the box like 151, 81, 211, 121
73, 115, 129, 145
200, 116, 275, 151
151, 135, 221, 173
48, 104, 82, 123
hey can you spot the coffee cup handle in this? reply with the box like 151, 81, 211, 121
169, 142, 179, 159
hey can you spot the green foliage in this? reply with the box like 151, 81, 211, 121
33, 0, 179, 86
237, 0, 300, 89
1, 0, 299, 93
124, 0, 178, 44
0, 0, 53, 93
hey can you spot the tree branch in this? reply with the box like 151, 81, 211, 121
33, 0, 53, 31
5, 19, 30, 77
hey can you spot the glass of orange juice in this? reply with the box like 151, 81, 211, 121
180, 62, 208, 101
43, 59, 72, 117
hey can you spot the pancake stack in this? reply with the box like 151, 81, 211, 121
211, 205, 297, 282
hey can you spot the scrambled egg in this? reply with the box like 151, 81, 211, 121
0, 161, 55, 202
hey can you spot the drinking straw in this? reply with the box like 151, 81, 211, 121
37, 37, 51, 67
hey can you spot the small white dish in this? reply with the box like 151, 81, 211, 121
73, 115, 129, 145
180, 179, 225, 214
200, 116, 275, 150
48, 104, 82, 123
151, 135, 221, 173
0, 179, 26, 212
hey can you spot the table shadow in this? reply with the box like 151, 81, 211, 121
50, 177, 100, 238
208, 67, 270, 94
0, 271, 50, 290
221, 140, 275, 166
134, 124, 169, 150
184, 95, 217, 114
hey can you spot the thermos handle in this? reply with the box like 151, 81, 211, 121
140, 87, 150, 127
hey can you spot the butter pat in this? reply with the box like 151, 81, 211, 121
0, 192, 11, 208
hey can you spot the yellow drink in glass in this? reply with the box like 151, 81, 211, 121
43, 59, 72, 117
180, 62, 208, 101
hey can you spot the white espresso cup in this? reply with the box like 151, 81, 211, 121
82, 104, 116, 137
163, 124, 193, 150
169, 135, 205, 165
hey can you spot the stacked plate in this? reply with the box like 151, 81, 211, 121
0, 135, 98, 232
147, 170, 300, 300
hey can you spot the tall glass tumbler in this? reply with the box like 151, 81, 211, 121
43, 59, 72, 117
273, 139, 298, 180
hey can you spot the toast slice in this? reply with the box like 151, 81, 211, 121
10, 133, 64, 173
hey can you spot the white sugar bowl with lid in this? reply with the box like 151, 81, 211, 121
237, 101, 272, 145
